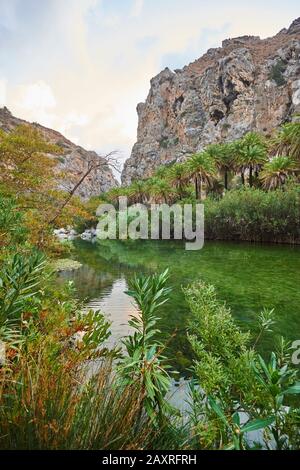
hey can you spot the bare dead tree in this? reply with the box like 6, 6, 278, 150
48, 151, 120, 226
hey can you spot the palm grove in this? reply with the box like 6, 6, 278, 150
102, 120, 300, 243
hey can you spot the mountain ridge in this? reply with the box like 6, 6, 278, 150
122, 17, 300, 184
0, 106, 118, 198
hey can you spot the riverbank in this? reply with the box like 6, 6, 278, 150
204, 187, 300, 244
95, 186, 300, 246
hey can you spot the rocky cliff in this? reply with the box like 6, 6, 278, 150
122, 18, 300, 184
0, 107, 118, 198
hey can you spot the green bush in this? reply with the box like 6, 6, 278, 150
269, 60, 287, 86
184, 280, 300, 450
0, 195, 28, 254
184, 281, 251, 398
204, 186, 300, 243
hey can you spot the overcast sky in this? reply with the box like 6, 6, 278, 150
0, 0, 299, 173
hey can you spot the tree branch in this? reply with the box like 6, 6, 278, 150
48, 150, 119, 226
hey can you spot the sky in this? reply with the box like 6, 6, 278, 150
0, 0, 299, 175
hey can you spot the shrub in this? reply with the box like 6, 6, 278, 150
204, 186, 300, 243
0, 196, 28, 253
118, 269, 175, 421
269, 60, 287, 86
184, 280, 300, 450
184, 281, 252, 399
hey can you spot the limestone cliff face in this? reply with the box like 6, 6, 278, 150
122, 18, 300, 184
0, 107, 118, 198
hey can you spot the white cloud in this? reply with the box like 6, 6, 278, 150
0, 0, 18, 31
130, 0, 144, 18
18, 81, 56, 111
64, 112, 90, 128
102, 14, 121, 27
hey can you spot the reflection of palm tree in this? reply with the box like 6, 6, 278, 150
260, 156, 298, 190
232, 133, 267, 187
187, 152, 216, 200
167, 163, 191, 199
205, 143, 232, 190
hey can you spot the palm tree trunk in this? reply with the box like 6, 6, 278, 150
199, 178, 202, 201
249, 166, 253, 187
178, 182, 183, 200
241, 172, 245, 186
195, 176, 199, 200
224, 170, 228, 190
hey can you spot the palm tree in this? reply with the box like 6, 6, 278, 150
260, 156, 298, 190
106, 187, 128, 206
270, 120, 300, 162
270, 124, 294, 157
127, 180, 149, 204
206, 179, 224, 200
232, 132, 267, 187
187, 152, 216, 200
205, 143, 233, 190
154, 165, 172, 179
148, 177, 177, 204
167, 163, 191, 199
289, 120, 300, 161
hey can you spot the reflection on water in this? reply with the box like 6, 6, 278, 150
83, 278, 137, 347
58, 239, 300, 377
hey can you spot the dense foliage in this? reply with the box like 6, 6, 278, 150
0, 125, 94, 252
101, 120, 300, 244
184, 281, 300, 449
205, 185, 300, 243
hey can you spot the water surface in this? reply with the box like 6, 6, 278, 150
58, 239, 300, 376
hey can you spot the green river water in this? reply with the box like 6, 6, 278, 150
58, 239, 300, 377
